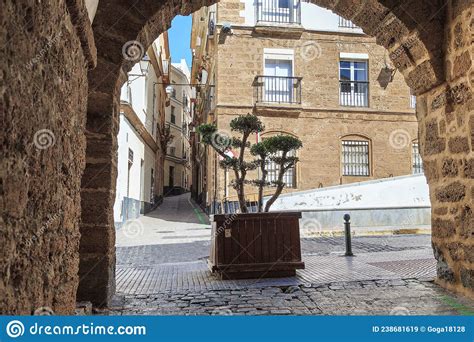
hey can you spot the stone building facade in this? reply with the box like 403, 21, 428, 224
191, 1, 422, 207
163, 61, 193, 195
114, 33, 171, 227
1, 0, 472, 314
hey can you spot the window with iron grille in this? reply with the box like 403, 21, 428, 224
412, 142, 423, 174
265, 150, 296, 188
255, 0, 301, 24
342, 140, 370, 176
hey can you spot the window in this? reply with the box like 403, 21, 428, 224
170, 106, 176, 124
264, 58, 293, 103
169, 166, 175, 187
265, 150, 296, 188
342, 140, 370, 176
256, 0, 301, 24
169, 146, 176, 156
410, 89, 417, 109
182, 90, 188, 109
412, 142, 423, 174
339, 60, 369, 107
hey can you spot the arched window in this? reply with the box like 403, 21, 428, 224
341, 135, 371, 176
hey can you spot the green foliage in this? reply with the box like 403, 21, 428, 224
250, 141, 269, 158
197, 114, 303, 213
230, 113, 265, 135
264, 135, 303, 154
196, 124, 218, 145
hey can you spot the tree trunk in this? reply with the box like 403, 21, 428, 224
257, 161, 267, 213
264, 184, 284, 212
264, 151, 288, 212
233, 169, 248, 213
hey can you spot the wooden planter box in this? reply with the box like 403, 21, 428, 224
208, 212, 304, 279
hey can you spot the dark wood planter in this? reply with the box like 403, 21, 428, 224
208, 212, 304, 279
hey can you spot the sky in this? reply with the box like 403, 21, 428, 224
168, 15, 192, 67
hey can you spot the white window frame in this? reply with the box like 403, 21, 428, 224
339, 58, 369, 107
263, 49, 295, 103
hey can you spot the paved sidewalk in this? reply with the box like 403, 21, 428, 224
111, 193, 474, 315
116, 193, 210, 248
108, 279, 473, 316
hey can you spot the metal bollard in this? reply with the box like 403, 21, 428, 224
344, 214, 353, 256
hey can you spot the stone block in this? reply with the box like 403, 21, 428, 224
448, 136, 470, 153
435, 181, 466, 202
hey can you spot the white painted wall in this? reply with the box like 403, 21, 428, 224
114, 58, 161, 223
114, 115, 146, 222
266, 174, 431, 211
120, 63, 147, 124
239, 0, 363, 33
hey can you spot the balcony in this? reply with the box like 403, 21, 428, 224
253, 76, 302, 116
256, 0, 301, 24
338, 16, 359, 29
339, 80, 369, 107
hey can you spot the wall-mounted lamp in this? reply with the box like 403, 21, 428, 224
139, 55, 150, 75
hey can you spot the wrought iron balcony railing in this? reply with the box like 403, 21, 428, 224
339, 80, 369, 107
255, 0, 301, 25
253, 75, 302, 105
338, 16, 358, 29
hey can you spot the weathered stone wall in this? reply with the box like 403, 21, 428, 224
1, 0, 96, 314
214, 107, 419, 195
422, 1, 473, 298
79, 0, 215, 307
211, 24, 419, 197
1, 0, 472, 315
215, 27, 416, 111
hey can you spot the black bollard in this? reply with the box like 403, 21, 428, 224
344, 214, 353, 256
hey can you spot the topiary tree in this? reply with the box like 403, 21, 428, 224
198, 114, 264, 213
260, 135, 302, 212
198, 114, 302, 213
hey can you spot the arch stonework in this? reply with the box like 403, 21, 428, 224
1, 0, 472, 313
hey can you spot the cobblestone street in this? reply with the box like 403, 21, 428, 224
111, 194, 473, 315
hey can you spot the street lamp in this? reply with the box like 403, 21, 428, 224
165, 85, 175, 97
139, 55, 150, 75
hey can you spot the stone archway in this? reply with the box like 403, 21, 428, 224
1, 0, 472, 314
80, 0, 473, 307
